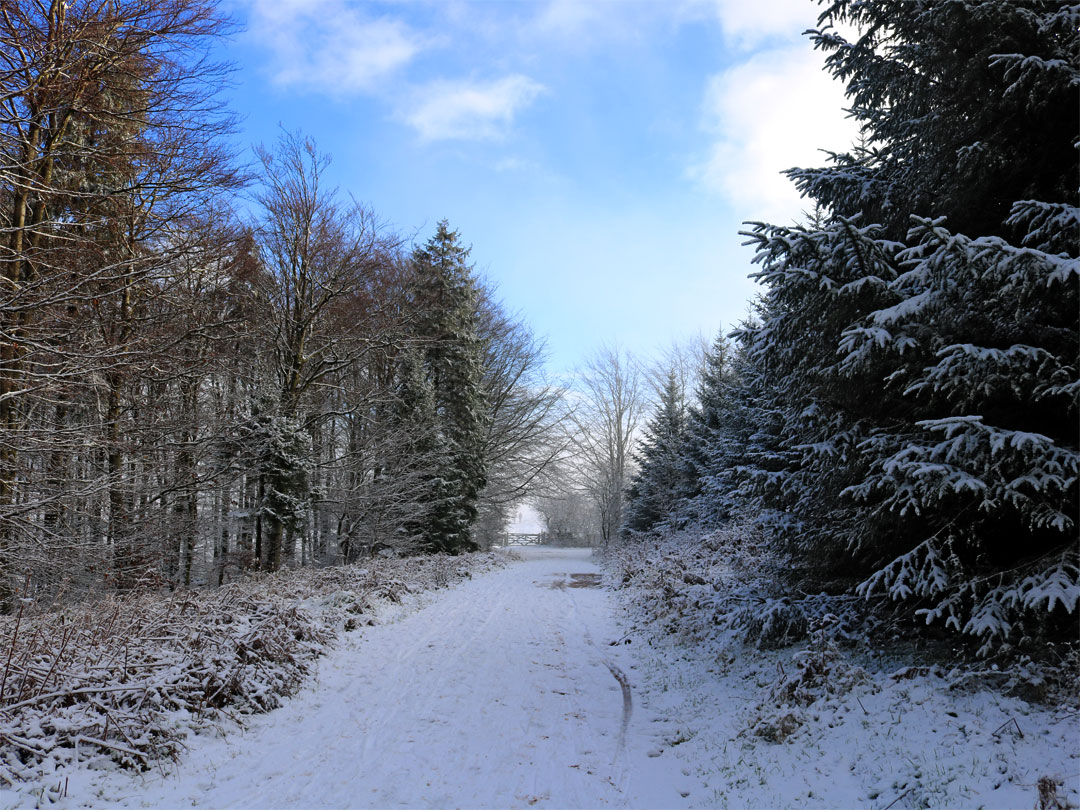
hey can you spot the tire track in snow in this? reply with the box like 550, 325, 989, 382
604, 661, 633, 750
558, 567, 634, 758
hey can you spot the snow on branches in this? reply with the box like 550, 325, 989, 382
0, 554, 502, 786
738, 205, 1078, 650
724, 0, 1078, 654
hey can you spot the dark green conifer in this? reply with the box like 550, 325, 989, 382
408, 221, 489, 554
733, 0, 1078, 649
624, 371, 691, 534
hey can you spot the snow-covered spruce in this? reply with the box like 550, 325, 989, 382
624, 370, 693, 536
738, 208, 1079, 652
0, 554, 502, 787
727, 0, 1079, 653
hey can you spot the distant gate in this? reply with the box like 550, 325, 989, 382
504, 532, 543, 546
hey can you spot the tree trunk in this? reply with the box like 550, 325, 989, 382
255, 474, 265, 567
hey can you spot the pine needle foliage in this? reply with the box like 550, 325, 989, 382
624, 371, 692, 534
732, 0, 1078, 652
407, 221, 490, 554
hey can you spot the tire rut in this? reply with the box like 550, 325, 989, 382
604, 661, 632, 751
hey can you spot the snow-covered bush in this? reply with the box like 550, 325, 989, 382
606, 519, 871, 651
0, 553, 502, 784
746, 639, 876, 744
0, 587, 328, 783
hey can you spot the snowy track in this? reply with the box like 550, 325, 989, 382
91, 548, 696, 809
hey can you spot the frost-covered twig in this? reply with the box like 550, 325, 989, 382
0, 552, 504, 786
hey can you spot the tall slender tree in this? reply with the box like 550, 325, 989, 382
0, 0, 239, 601
679, 331, 757, 526
569, 346, 644, 545
408, 221, 489, 554
472, 302, 566, 548
624, 371, 691, 534
250, 132, 394, 569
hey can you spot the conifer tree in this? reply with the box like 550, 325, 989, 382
389, 345, 445, 553
791, 0, 1076, 243
233, 395, 312, 571
734, 0, 1078, 650
681, 332, 744, 525
408, 221, 489, 554
624, 372, 692, 534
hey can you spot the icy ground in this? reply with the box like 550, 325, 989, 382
63, 547, 700, 809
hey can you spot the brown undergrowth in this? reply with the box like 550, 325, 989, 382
0, 554, 501, 788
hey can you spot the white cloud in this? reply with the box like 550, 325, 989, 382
691, 45, 859, 224
703, 0, 821, 46
531, 0, 618, 41
247, 0, 423, 93
402, 76, 545, 142
534, 0, 601, 36
514, 0, 665, 50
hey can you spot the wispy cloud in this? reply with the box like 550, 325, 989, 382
401, 75, 546, 142
680, 0, 821, 47
246, 0, 424, 94
530, 0, 612, 40
690, 45, 858, 224
523, 0, 668, 49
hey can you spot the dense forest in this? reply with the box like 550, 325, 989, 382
0, 1, 565, 606
0, 0, 1076, 660
0, 1, 1075, 802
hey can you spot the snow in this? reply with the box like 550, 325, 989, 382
43, 548, 698, 809
7, 546, 1076, 810
609, 537, 1080, 810
625, 631, 1080, 809
508, 503, 546, 535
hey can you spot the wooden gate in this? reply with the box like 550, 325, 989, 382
504, 532, 542, 546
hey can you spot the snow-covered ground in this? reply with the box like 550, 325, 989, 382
10, 546, 1077, 809
58, 547, 699, 809
625, 624, 1079, 809
607, 535, 1080, 810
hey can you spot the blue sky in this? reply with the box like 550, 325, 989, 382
218, 0, 856, 375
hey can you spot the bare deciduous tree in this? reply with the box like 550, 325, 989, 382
567, 345, 644, 545
0, 0, 239, 603
249, 132, 398, 570
472, 300, 567, 548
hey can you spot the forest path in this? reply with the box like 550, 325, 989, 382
99, 548, 699, 809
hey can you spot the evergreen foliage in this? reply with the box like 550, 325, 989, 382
407, 221, 490, 554
791, 0, 1078, 241
234, 397, 313, 571
386, 346, 443, 552
729, 0, 1079, 651
624, 372, 692, 533
681, 333, 757, 526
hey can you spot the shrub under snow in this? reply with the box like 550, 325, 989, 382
0, 554, 502, 788
603, 528, 1079, 808
609, 520, 870, 651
